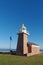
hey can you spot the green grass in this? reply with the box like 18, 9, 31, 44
0, 53, 43, 65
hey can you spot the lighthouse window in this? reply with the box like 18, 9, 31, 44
22, 28, 25, 30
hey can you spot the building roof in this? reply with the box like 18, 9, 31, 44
27, 42, 39, 46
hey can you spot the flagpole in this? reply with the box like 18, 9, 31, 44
10, 38, 11, 51
10, 36, 12, 52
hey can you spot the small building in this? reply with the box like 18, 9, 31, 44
27, 42, 40, 56
16, 24, 40, 56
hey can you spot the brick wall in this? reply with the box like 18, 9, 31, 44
16, 33, 28, 55
23, 33, 28, 54
31, 45, 40, 54
16, 33, 23, 55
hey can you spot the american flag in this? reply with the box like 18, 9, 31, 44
10, 36, 12, 40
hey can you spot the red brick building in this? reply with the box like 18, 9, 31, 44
16, 24, 40, 56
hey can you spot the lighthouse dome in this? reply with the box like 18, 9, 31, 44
19, 24, 29, 35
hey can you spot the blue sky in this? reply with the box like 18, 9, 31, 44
0, 0, 43, 49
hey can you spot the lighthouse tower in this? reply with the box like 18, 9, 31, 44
16, 24, 29, 55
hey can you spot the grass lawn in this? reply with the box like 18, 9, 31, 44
0, 53, 43, 65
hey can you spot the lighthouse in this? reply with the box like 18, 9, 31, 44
16, 24, 29, 55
